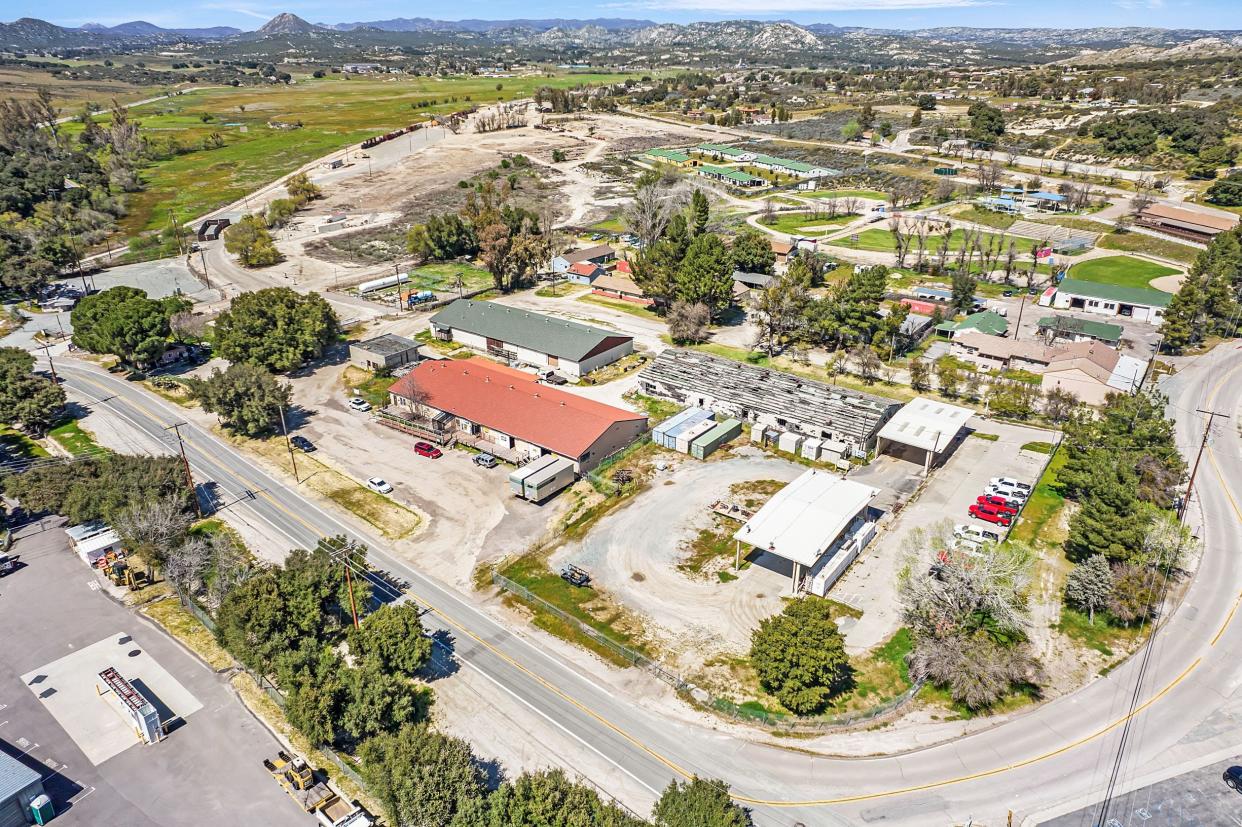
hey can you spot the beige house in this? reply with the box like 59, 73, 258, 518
950, 332, 1146, 405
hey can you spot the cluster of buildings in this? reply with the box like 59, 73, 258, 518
550, 245, 654, 308
642, 143, 837, 190
950, 332, 1146, 404
977, 187, 1068, 215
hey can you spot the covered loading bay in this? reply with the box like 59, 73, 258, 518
876, 397, 975, 474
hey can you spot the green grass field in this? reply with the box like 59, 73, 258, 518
405, 262, 493, 293
1067, 255, 1180, 289
760, 212, 857, 235
48, 420, 105, 456
71, 72, 637, 234
799, 189, 888, 201
828, 226, 1035, 254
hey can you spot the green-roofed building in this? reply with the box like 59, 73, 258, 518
696, 143, 754, 160
1035, 315, 1124, 345
644, 147, 697, 167
429, 299, 634, 379
1051, 278, 1171, 324
698, 164, 765, 188
750, 154, 836, 178
935, 310, 1010, 339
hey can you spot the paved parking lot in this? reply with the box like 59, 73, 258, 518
833, 417, 1054, 650
0, 522, 309, 826
1042, 754, 1242, 827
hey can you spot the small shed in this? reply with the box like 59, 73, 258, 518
777, 431, 804, 455
676, 419, 717, 453
800, 437, 823, 461
689, 418, 742, 459
653, 408, 714, 450
350, 334, 421, 371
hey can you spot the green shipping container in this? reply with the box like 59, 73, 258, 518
689, 418, 743, 460
933, 167, 959, 176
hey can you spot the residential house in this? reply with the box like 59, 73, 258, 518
934, 310, 1010, 339
551, 244, 616, 275
591, 274, 653, 306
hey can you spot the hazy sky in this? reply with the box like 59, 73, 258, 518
12, 0, 1242, 32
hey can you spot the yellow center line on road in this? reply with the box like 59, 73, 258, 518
66, 360, 1242, 808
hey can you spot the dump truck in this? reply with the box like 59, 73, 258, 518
264, 751, 374, 827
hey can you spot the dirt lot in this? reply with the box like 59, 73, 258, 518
548, 449, 815, 673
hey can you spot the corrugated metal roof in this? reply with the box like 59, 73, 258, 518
0, 750, 41, 801
1056, 278, 1171, 308
429, 300, 630, 362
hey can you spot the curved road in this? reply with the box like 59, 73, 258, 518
42, 340, 1242, 826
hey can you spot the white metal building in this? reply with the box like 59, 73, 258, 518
876, 397, 976, 473
733, 470, 880, 596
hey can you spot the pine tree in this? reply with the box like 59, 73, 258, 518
690, 189, 710, 236
1065, 554, 1113, 624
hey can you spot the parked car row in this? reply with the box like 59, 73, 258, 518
964, 476, 1033, 531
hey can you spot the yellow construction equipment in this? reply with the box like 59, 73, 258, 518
263, 750, 373, 826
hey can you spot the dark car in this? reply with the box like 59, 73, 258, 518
414, 441, 443, 459
1224, 766, 1242, 790
290, 435, 315, 452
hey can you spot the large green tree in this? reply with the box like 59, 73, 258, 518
749, 597, 853, 715
341, 663, 431, 741
71, 286, 171, 366
223, 214, 281, 267
0, 347, 65, 434
213, 288, 338, 372
352, 602, 434, 679
359, 725, 487, 827
2, 454, 189, 523
454, 769, 648, 827
675, 233, 734, 317
189, 362, 292, 437
653, 778, 750, 827
729, 228, 775, 275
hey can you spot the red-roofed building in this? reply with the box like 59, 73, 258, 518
615, 259, 633, 275
565, 261, 606, 284
387, 358, 647, 471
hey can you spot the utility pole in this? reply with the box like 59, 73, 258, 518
1012, 289, 1027, 340
1180, 408, 1221, 522
35, 343, 59, 384
164, 423, 202, 517
278, 405, 299, 483
329, 541, 362, 629
199, 248, 211, 290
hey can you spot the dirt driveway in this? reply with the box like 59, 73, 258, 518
549, 449, 807, 672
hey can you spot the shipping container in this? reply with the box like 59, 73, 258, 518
689, 418, 742, 460
654, 408, 714, 450
675, 419, 717, 453
777, 431, 804, 455
508, 454, 559, 496
521, 456, 577, 502
651, 407, 704, 449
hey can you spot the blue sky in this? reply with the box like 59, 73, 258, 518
14, 0, 1242, 32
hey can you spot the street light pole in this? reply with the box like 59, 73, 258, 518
35, 343, 59, 384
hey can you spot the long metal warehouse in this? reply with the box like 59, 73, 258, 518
638, 349, 900, 457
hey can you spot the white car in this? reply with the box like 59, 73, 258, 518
989, 477, 1032, 494
349, 397, 372, 412
954, 523, 1001, 545
987, 483, 1028, 502
366, 477, 393, 494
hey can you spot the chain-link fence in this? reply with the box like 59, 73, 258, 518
492, 572, 685, 689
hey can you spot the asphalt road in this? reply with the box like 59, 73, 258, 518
47, 346, 1242, 827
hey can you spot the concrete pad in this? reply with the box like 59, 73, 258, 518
21, 633, 202, 766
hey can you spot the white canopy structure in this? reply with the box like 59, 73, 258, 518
876, 397, 975, 472
733, 470, 879, 595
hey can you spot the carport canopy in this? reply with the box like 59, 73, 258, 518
732, 470, 879, 591
877, 397, 975, 470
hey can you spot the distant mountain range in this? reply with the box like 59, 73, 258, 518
0, 13, 1239, 59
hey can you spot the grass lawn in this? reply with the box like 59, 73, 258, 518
500, 554, 653, 668
406, 261, 493, 293
1068, 255, 1180, 289
1097, 233, 1201, 265
624, 392, 683, 425
48, 420, 105, 456
800, 188, 888, 201
759, 211, 858, 235
534, 281, 584, 298
949, 206, 1019, 230
589, 217, 626, 233
575, 293, 661, 320
834, 223, 1038, 253
0, 426, 49, 460
69, 72, 637, 234
342, 365, 395, 407
1009, 448, 1068, 549
1055, 607, 1144, 660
